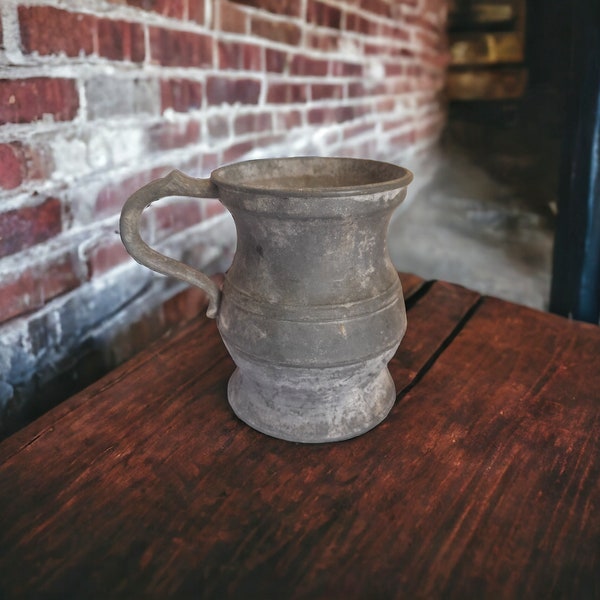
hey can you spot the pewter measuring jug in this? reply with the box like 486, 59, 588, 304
120, 157, 413, 443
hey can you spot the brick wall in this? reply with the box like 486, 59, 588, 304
0, 0, 449, 436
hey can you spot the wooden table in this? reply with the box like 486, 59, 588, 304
1, 274, 598, 599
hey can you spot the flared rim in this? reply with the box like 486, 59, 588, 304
210, 156, 413, 197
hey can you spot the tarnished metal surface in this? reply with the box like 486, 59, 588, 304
120, 157, 412, 442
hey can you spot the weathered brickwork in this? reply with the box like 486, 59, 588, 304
0, 0, 449, 436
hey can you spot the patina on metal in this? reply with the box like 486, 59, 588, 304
120, 157, 413, 443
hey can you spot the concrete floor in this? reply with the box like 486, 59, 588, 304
389, 140, 556, 311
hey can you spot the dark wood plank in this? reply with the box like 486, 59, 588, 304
0, 316, 229, 466
0, 282, 598, 599
381, 296, 600, 598
391, 280, 481, 391
398, 270, 425, 300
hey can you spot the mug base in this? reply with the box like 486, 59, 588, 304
227, 362, 396, 443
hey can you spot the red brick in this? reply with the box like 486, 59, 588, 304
219, 2, 248, 33
343, 121, 373, 140
218, 41, 262, 71
418, 49, 451, 70
351, 103, 373, 119
407, 64, 424, 78
345, 13, 377, 35
393, 0, 417, 8
20, 7, 144, 62
0, 198, 62, 258
223, 140, 254, 164
265, 48, 288, 73
307, 106, 335, 125
161, 79, 203, 112
206, 77, 261, 105
307, 32, 339, 52
335, 105, 358, 123
0, 144, 24, 189
0, 140, 54, 191
149, 27, 212, 67
275, 110, 303, 130
348, 81, 366, 98
266, 83, 308, 104
255, 133, 286, 148
391, 26, 410, 42
311, 83, 344, 101
382, 116, 410, 132
290, 55, 329, 77
385, 63, 404, 77
13, 143, 54, 183
86, 237, 131, 278
330, 60, 363, 77
95, 169, 168, 218
379, 23, 409, 42
35, 254, 85, 318
97, 19, 145, 62
152, 199, 203, 242
360, 0, 391, 17
405, 14, 440, 34
371, 82, 387, 95
0, 252, 81, 324
251, 17, 301, 45
148, 120, 201, 151
0, 268, 38, 324
338, 138, 376, 157
390, 130, 416, 147
120, 0, 186, 18
19, 6, 95, 57
377, 24, 392, 41
233, 112, 272, 136
0, 78, 79, 124
203, 198, 226, 219
233, 0, 300, 17
365, 42, 386, 56
307, 0, 342, 28
188, 0, 206, 24
375, 97, 395, 113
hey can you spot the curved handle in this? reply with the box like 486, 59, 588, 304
120, 170, 222, 319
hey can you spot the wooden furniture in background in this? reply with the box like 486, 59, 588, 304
447, 0, 528, 100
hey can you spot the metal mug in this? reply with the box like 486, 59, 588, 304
120, 157, 413, 443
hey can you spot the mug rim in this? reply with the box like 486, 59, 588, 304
210, 156, 413, 197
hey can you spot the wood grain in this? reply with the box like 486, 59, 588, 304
0, 278, 598, 599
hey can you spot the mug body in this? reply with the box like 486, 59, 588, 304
213, 157, 412, 442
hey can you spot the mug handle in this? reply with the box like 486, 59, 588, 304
119, 170, 222, 319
